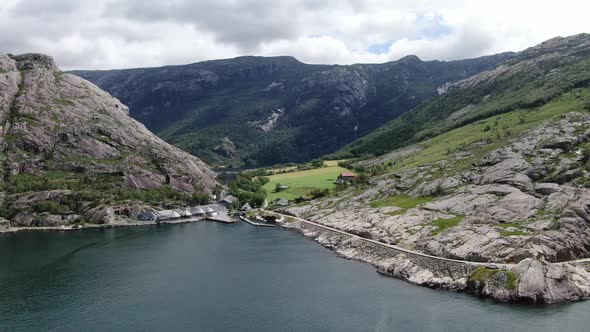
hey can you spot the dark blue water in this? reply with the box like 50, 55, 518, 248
1, 222, 589, 332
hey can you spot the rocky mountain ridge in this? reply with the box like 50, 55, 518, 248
285, 104, 590, 303
72, 52, 512, 166
0, 53, 218, 227
279, 34, 590, 303
339, 33, 590, 158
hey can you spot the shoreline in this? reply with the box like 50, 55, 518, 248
268, 210, 590, 304
4, 209, 590, 304
0, 215, 237, 234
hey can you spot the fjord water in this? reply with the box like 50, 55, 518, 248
1, 223, 588, 332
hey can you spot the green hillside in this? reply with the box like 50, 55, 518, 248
336, 34, 590, 159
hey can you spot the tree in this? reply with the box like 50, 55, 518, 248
275, 183, 284, 192
311, 159, 325, 168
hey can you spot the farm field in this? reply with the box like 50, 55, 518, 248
262, 162, 349, 201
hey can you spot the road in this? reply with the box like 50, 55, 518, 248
263, 210, 590, 267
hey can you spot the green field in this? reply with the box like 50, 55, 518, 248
262, 164, 349, 200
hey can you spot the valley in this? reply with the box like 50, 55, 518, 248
3, 33, 590, 305
72, 53, 512, 166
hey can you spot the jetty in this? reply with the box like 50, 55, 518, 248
207, 213, 237, 224
239, 216, 275, 227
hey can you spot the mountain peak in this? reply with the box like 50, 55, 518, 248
516, 33, 590, 60
9, 53, 58, 71
397, 54, 422, 64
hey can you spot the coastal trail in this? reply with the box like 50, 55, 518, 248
263, 210, 590, 267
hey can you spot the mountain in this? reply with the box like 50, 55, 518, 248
281, 34, 590, 303
338, 33, 590, 158
0, 53, 218, 227
71, 53, 512, 166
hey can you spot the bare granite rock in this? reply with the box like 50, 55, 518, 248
1, 53, 218, 194
282, 111, 590, 303
0, 53, 220, 227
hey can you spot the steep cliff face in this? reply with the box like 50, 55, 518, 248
72, 53, 512, 166
0, 53, 218, 226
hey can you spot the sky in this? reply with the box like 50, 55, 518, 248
0, 0, 589, 70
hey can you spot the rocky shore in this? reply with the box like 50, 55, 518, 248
279, 214, 590, 304
276, 112, 590, 304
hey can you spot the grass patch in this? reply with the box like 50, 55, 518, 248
496, 223, 529, 237
386, 210, 406, 216
370, 195, 433, 209
506, 271, 518, 290
500, 230, 529, 237
262, 165, 350, 200
56, 98, 75, 107
430, 215, 464, 235
324, 159, 349, 167
497, 223, 521, 229
469, 267, 501, 281
469, 267, 519, 290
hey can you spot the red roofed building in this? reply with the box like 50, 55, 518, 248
335, 172, 357, 184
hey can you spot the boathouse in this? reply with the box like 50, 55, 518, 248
219, 195, 238, 208
137, 211, 156, 221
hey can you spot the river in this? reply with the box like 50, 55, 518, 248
1, 222, 589, 332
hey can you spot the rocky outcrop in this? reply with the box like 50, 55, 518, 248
468, 259, 590, 303
283, 218, 590, 304
0, 53, 219, 227
282, 111, 590, 303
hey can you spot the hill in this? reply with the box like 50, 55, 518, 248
337, 34, 590, 158
71, 53, 512, 166
0, 53, 218, 227
279, 34, 590, 303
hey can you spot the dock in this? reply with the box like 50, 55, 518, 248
239, 216, 275, 227
206, 212, 237, 224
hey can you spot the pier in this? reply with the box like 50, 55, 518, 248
239, 216, 275, 227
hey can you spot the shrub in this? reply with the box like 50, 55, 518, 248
310, 188, 330, 199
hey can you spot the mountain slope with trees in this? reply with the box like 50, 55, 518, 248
337, 33, 590, 158
72, 53, 512, 166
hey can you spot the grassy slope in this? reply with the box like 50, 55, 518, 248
383, 89, 590, 174
335, 42, 590, 159
263, 165, 349, 200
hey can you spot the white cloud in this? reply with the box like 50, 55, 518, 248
0, 0, 588, 69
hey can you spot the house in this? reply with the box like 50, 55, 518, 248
335, 172, 357, 184
137, 211, 156, 221
241, 203, 252, 211
177, 208, 192, 217
273, 198, 289, 207
219, 195, 238, 208
154, 210, 181, 221
190, 206, 206, 216
205, 206, 218, 216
